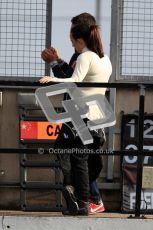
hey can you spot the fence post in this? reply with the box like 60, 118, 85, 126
135, 85, 145, 217
45, 0, 52, 76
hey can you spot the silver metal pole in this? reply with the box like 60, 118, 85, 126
95, 0, 101, 25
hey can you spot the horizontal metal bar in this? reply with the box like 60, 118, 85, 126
98, 182, 121, 190
20, 116, 46, 121
20, 140, 55, 144
0, 80, 153, 89
21, 181, 63, 190
21, 205, 65, 212
1, 148, 153, 155
0, 182, 20, 187
21, 160, 60, 168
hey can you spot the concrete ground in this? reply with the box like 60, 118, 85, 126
0, 211, 153, 230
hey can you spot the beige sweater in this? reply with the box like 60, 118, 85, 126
52, 47, 112, 120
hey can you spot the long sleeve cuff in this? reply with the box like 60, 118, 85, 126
49, 60, 58, 68
50, 60, 65, 68
58, 60, 65, 67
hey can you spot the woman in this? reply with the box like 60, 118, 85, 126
39, 24, 112, 215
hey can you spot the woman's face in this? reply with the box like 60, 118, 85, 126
70, 33, 85, 53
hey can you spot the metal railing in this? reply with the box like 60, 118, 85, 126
0, 80, 153, 217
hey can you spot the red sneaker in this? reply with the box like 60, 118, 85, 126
89, 201, 105, 214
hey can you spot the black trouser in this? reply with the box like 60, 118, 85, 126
71, 155, 89, 202
54, 124, 104, 202
70, 137, 89, 202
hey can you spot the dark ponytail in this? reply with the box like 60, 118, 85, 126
71, 24, 104, 58
88, 25, 104, 58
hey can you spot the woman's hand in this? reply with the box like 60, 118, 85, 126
41, 47, 60, 63
39, 76, 55, 84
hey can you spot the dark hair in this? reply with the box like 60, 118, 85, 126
71, 24, 104, 58
71, 12, 96, 27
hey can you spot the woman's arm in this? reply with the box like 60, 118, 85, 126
39, 52, 91, 83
